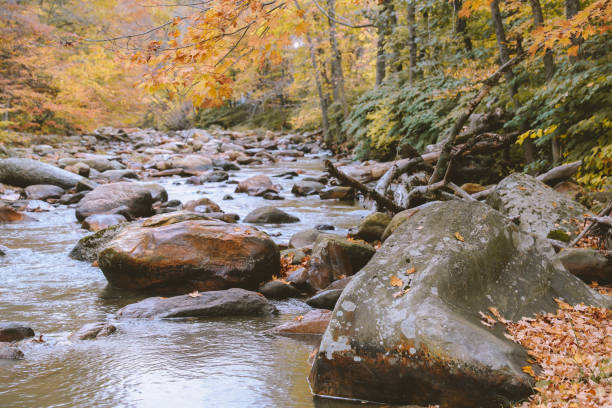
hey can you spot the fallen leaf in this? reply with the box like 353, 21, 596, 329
416, 226, 424, 230
479, 311, 496, 327
393, 288, 410, 298
454, 232, 465, 242
522, 365, 536, 377
295, 315, 304, 322
188, 291, 201, 298
390, 275, 403, 287
518, 186, 527, 191
405, 267, 416, 275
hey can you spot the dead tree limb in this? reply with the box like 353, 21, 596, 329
429, 53, 525, 185
536, 160, 582, 186
569, 200, 612, 247
325, 160, 405, 213
374, 156, 427, 198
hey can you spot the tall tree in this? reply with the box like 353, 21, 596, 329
406, 0, 417, 84
326, 0, 348, 116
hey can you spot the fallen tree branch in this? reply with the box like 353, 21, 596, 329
325, 160, 405, 213
536, 160, 582, 186
569, 200, 612, 247
374, 157, 428, 205
429, 53, 526, 185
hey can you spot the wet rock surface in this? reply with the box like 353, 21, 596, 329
70, 322, 117, 340
116, 288, 277, 319
0, 158, 84, 188
98, 220, 280, 291
0, 323, 35, 342
76, 182, 154, 221
310, 200, 609, 408
268, 309, 332, 335
244, 206, 300, 224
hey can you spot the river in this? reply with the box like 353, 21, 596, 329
0, 156, 377, 408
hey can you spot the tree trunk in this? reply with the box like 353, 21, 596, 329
565, 0, 580, 62
376, 27, 386, 85
294, 0, 330, 143
490, 0, 516, 100
529, 0, 554, 79
453, 0, 473, 53
407, 0, 417, 84
326, 0, 348, 116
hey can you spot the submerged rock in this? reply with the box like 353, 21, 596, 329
75, 182, 154, 221
0, 323, 35, 342
0, 158, 84, 188
0, 205, 33, 223
70, 322, 116, 341
0, 344, 24, 360
98, 220, 279, 291
269, 309, 332, 335
306, 289, 342, 310
486, 173, 589, 241
289, 228, 328, 249
309, 200, 608, 408
116, 288, 277, 318
244, 206, 299, 224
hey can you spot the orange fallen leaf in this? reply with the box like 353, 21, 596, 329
188, 291, 201, 298
554, 298, 572, 310
518, 186, 527, 191
295, 315, 304, 322
405, 267, 416, 275
479, 311, 496, 327
454, 232, 465, 242
390, 275, 403, 287
91, 260, 98, 267
522, 365, 536, 377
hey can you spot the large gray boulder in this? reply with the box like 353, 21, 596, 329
309, 200, 608, 408
486, 173, 590, 241
0, 158, 84, 188
116, 288, 277, 318
244, 206, 299, 224
24, 184, 65, 200
75, 182, 154, 221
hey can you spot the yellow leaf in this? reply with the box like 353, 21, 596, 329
454, 232, 465, 242
390, 275, 403, 287
568, 45, 580, 57
188, 291, 201, 298
522, 365, 536, 377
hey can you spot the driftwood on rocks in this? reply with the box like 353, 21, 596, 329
536, 160, 582, 186
324, 160, 405, 213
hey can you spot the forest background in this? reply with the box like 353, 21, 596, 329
0, 0, 609, 187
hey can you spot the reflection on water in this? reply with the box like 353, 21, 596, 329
0, 157, 382, 408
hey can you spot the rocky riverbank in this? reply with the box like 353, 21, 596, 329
0, 126, 610, 407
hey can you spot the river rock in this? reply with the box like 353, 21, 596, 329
183, 198, 222, 213
306, 289, 343, 310
116, 288, 277, 319
289, 228, 327, 249
83, 214, 127, 232
244, 206, 299, 224
259, 280, 301, 299
0, 344, 24, 360
97, 169, 139, 182
319, 186, 353, 200
200, 170, 229, 182
269, 309, 332, 335
555, 248, 612, 285
70, 322, 117, 340
32, 144, 54, 156
59, 192, 86, 205
0, 158, 84, 188
0, 205, 33, 223
75, 182, 154, 221
98, 220, 280, 291
69, 223, 127, 262
292, 180, 324, 196
169, 155, 213, 171
0, 245, 7, 256
0, 323, 35, 342
486, 173, 590, 241
235, 175, 280, 196
59, 157, 124, 172
25, 184, 65, 200
141, 183, 168, 203
349, 212, 391, 242
309, 200, 609, 408
307, 235, 376, 290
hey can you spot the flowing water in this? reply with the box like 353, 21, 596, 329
0, 156, 378, 408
